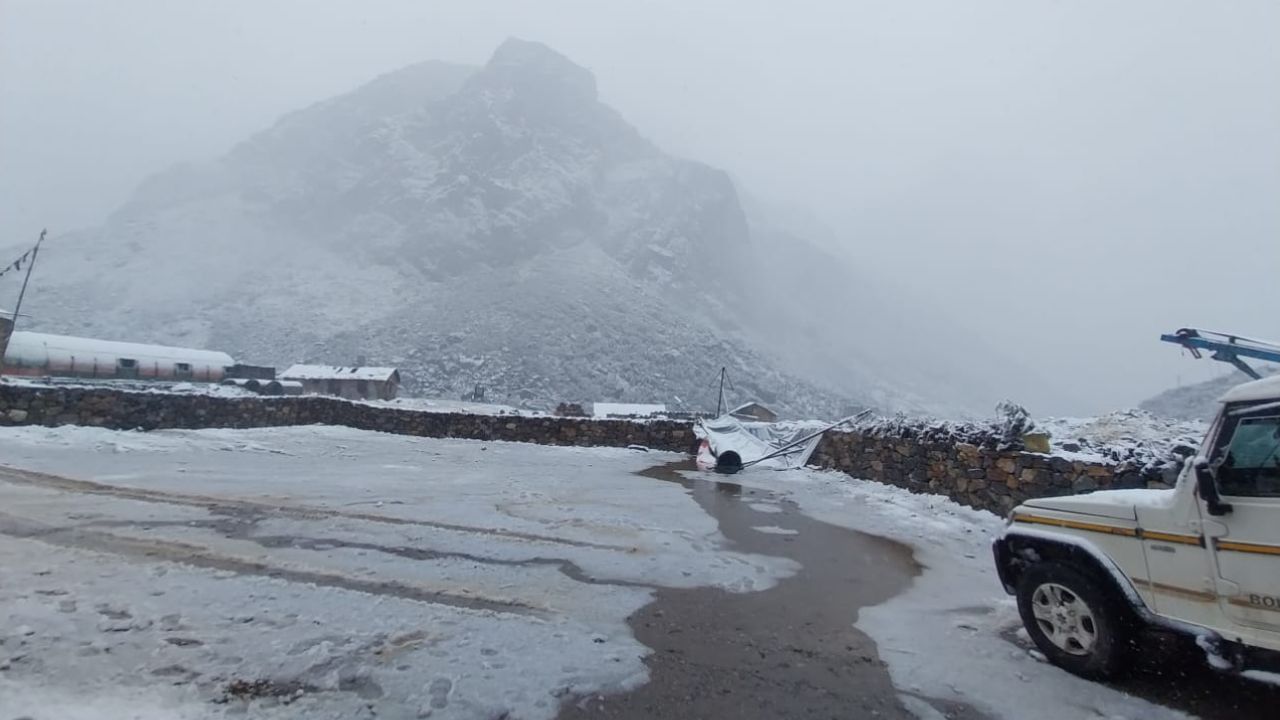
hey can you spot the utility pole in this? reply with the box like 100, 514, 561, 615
12, 229, 45, 328
715, 366, 733, 417
0, 229, 45, 373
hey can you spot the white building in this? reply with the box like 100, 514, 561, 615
1, 323, 233, 383
280, 365, 402, 401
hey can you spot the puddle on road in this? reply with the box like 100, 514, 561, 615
557, 459, 988, 720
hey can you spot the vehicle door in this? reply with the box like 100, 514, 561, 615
1206, 403, 1280, 634
1135, 482, 1216, 621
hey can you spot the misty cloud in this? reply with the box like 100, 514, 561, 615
1, 0, 1276, 415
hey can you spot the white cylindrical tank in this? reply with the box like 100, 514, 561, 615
2, 331, 235, 382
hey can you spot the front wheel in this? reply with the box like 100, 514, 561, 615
1016, 562, 1135, 679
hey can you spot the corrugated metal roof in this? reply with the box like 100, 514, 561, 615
280, 364, 400, 382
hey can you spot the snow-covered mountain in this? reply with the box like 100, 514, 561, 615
1139, 366, 1277, 421
14, 39, 1003, 417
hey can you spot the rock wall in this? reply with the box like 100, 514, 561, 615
0, 384, 697, 453
808, 431, 1176, 514
0, 384, 1170, 514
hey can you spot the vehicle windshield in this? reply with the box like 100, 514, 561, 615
1217, 414, 1280, 497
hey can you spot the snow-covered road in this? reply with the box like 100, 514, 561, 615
0, 426, 796, 719
0, 425, 1271, 719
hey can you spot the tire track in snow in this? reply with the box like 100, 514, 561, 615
0, 464, 631, 550
0, 511, 544, 616
72, 514, 656, 590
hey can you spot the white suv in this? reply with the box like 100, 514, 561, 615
994, 375, 1280, 678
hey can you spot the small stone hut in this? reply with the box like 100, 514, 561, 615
280, 365, 401, 401
729, 401, 778, 423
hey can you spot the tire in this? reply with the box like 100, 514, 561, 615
1016, 562, 1136, 679
714, 450, 743, 474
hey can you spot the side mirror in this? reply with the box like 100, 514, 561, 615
1194, 457, 1233, 516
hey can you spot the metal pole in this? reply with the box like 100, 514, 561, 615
716, 367, 725, 416
1, 229, 44, 374
12, 229, 45, 328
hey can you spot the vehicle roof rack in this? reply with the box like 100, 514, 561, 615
1160, 328, 1280, 379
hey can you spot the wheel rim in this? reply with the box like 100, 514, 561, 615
1030, 582, 1098, 656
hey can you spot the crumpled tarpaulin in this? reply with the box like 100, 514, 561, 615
693, 415, 830, 471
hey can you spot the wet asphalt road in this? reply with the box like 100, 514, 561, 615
1102, 630, 1280, 719
557, 460, 988, 720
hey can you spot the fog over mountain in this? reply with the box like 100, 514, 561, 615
18, 39, 1029, 417
2, 1, 1277, 415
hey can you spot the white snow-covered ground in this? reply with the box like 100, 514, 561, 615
0, 425, 794, 720
358, 396, 546, 416
1, 377, 548, 414
1038, 410, 1208, 468
0, 423, 1242, 720
1, 376, 258, 398
710, 467, 1198, 720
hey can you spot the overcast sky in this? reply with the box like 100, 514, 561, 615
1, 0, 1277, 415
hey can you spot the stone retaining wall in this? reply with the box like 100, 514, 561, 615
0, 384, 696, 453
0, 384, 1169, 515
809, 431, 1175, 514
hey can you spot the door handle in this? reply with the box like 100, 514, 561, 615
1190, 519, 1231, 538
1214, 578, 1242, 597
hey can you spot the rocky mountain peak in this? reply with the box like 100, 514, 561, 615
476, 38, 599, 110
20, 39, 923, 418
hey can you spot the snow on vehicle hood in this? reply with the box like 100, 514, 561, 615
1019, 491, 1148, 521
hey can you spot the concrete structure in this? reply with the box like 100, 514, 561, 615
730, 401, 778, 423
280, 365, 401, 401
1, 318, 233, 383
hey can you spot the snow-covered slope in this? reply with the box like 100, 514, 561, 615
1037, 409, 1206, 472
13, 39, 978, 417
1139, 366, 1277, 421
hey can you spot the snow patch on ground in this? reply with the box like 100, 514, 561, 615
2, 376, 257, 398
0, 678, 213, 720
1243, 670, 1280, 688
1196, 634, 1236, 671
0, 534, 648, 720
358, 396, 546, 416
750, 525, 798, 536
1038, 410, 1207, 469
898, 693, 948, 720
